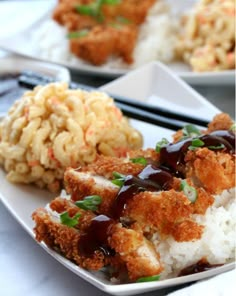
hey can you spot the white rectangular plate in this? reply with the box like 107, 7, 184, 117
0, 62, 234, 296
0, 0, 234, 85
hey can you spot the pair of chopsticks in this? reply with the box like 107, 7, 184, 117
18, 71, 209, 131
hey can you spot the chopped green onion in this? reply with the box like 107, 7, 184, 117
111, 179, 124, 187
188, 138, 205, 150
75, 0, 120, 21
75, 195, 102, 211
183, 124, 201, 138
229, 123, 236, 132
67, 30, 89, 39
60, 212, 81, 227
111, 171, 125, 187
180, 180, 198, 203
110, 23, 122, 28
130, 157, 147, 165
207, 144, 225, 150
116, 16, 131, 24
136, 274, 160, 283
156, 138, 169, 153
76, 4, 97, 16
112, 172, 125, 179
102, 0, 120, 4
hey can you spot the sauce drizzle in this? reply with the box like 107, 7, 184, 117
178, 258, 223, 276
78, 215, 115, 257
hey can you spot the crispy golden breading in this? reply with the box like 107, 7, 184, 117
172, 220, 203, 242
64, 169, 118, 214
109, 224, 163, 281
33, 202, 163, 279
70, 24, 138, 65
32, 208, 107, 270
123, 190, 203, 241
53, 0, 155, 28
127, 148, 160, 162
207, 113, 234, 133
114, 0, 156, 25
50, 197, 96, 231
79, 155, 144, 179
184, 178, 214, 215
172, 113, 234, 143
53, 0, 97, 30
52, 0, 155, 65
172, 129, 184, 143
185, 148, 235, 194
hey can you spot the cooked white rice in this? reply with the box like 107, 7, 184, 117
152, 188, 236, 279
32, 0, 179, 69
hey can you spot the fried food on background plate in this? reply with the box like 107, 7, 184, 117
52, 0, 156, 65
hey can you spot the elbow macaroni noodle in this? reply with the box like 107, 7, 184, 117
176, 0, 235, 72
0, 82, 142, 192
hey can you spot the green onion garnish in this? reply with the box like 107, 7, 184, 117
229, 123, 236, 132
75, 195, 102, 211
75, 0, 120, 21
156, 138, 169, 153
183, 124, 201, 138
130, 157, 147, 165
136, 274, 160, 283
67, 30, 89, 39
116, 16, 131, 24
102, 0, 120, 4
188, 138, 205, 150
180, 180, 198, 203
207, 144, 225, 150
60, 212, 81, 227
76, 4, 96, 16
111, 171, 125, 187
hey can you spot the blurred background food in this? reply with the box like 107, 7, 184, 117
176, 0, 235, 72
32, 0, 235, 72
33, 0, 178, 69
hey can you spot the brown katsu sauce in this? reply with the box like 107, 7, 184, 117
78, 215, 115, 257
178, 258, 223, 276
113, 165, 173, 219
209, 130, 235, 151
159, 130, 235, 176
77, 165, 173, 256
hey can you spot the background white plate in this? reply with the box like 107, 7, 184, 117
0, 55, 70, 81
0, 0, 234, 85
0, 62, 234, 295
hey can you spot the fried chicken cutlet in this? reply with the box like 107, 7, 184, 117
33, 200, 163, 281
70, 24, 138, 65
32, 113, 235, 283
52, 0, 156, 65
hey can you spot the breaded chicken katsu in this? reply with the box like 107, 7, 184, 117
32, 113, 235, 283
52, 0, 156, 65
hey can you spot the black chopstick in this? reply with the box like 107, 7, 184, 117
18, 71, 209, 131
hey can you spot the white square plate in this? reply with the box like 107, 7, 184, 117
0, 62, 234, 296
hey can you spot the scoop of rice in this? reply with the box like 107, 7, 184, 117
0, 82, 142, 192
152, 188, 236, 279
